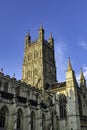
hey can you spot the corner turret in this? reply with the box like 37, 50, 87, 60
66, 58, 77, 86
38, 25, 44, 41
25, 32, 31, 44
48, 33, 54, 47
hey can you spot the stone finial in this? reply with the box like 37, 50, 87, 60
49, 32, 54, 47
25, 30, 31, 44
39, 24, 44, 40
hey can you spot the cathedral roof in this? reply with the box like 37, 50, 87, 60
51, 81, 66, 89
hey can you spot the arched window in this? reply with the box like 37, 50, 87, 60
17, 109, 23, 130
34, 50, 38, 59
0, 106, 8, 128
4, 82, 8, 92
33, 68, 38, 76
31, 111, 35, 130
42, 114, 46, 130
59, 94, 67, 119
28, 70, 31, 77
51, 112, 54, 130
78, 94, 82, 116
28, 53, 32, 61
15, 86, 20, 96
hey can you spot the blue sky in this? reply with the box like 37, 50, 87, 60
0, 0, 87, 83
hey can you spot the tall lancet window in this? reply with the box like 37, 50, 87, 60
0, 106, 8, 128
31, 111, 35, 130
59, 94, 67, 118
17, 109, 23, 130
78, 94, 82, 116
42, 114, 46, 130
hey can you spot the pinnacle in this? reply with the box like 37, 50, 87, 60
50, 32, 52, 39
25, 30, 31, 41
80, 67, 85, 80
67, 57, 73, 71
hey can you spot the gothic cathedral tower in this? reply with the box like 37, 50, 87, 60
22, 26, 57, 89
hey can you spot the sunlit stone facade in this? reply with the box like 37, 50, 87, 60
0, 27, 87, 130
22, 26, 56, 89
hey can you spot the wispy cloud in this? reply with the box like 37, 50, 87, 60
55, 41, 67, 82
79, 42, 87, 50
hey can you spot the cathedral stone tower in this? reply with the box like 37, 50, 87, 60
22, 26, 57, 89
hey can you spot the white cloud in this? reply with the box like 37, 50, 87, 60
55, 41, 87, 84
79, 42, 87, 50
55, 41, 67, 82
